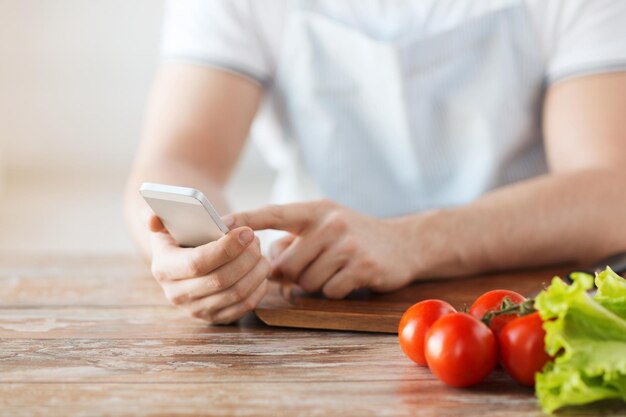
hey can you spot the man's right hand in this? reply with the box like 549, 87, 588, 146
147, 213, 270, 324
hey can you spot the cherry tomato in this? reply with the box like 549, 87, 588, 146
498, 312, 551, 386
398, 300, 456, 366
425, 313, 497, 387
469, 289, 527, 334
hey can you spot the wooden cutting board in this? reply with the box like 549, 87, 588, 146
255, 265, 572, 333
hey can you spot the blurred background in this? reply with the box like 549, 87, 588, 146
0, 0, 274, 255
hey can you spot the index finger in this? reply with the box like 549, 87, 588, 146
147, 213, 165, 233
224, 201, 327, 233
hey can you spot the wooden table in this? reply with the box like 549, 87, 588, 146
1, 254, 623, 417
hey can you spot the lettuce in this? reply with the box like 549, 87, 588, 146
595, 267, 626, 320
534, 267, 626, 413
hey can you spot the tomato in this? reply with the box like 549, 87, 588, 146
469, 289, 527, 334
498, 312, 551, 386
424, 313, 497, 387
398, 300, 456, 366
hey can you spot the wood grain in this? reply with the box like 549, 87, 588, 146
1, 254, 623, 416
3, 381, 625, 417
0, 254, 163, 306
0, 334, 411, 383
0, 381, 545, 417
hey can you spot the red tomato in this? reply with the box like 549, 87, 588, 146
469, 289, 527, 334
498, 312, 551, 386
398, 300, 456, 366
425, 313, 498, 387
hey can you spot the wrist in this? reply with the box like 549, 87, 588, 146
386, 209, 463, 281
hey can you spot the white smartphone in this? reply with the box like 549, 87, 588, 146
140, 182, 230, 247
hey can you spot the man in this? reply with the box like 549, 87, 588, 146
125, 0, 626, 324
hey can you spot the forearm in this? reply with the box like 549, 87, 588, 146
124, 65, 262, 259
124, 157, 230, 259
402, 169, 626, 279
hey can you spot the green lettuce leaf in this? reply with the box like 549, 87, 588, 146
534, 268, 626, 413
595, 267, 626, 320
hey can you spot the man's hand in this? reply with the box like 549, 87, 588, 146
224, 200, 419, 299
147, 212, 270, 324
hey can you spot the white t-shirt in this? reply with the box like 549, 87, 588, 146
161, 0, 626, 217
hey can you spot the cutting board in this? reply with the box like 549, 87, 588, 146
255, 265, 572, 333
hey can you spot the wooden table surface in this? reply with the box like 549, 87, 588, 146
1, 254, 624, 417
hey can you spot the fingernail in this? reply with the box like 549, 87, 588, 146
238, 229, 254, 245
222, 215, 235, 228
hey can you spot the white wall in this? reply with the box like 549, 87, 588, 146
0, 0, 162, 177
0, 0, 274, 254
0, 0, 272, 176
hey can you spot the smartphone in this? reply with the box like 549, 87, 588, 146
139, 182, 230, 247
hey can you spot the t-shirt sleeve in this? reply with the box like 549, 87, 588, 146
160, 0, 271, 85
545, 0, 626, 84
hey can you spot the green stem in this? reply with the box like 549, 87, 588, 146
481, 298, 536, 327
